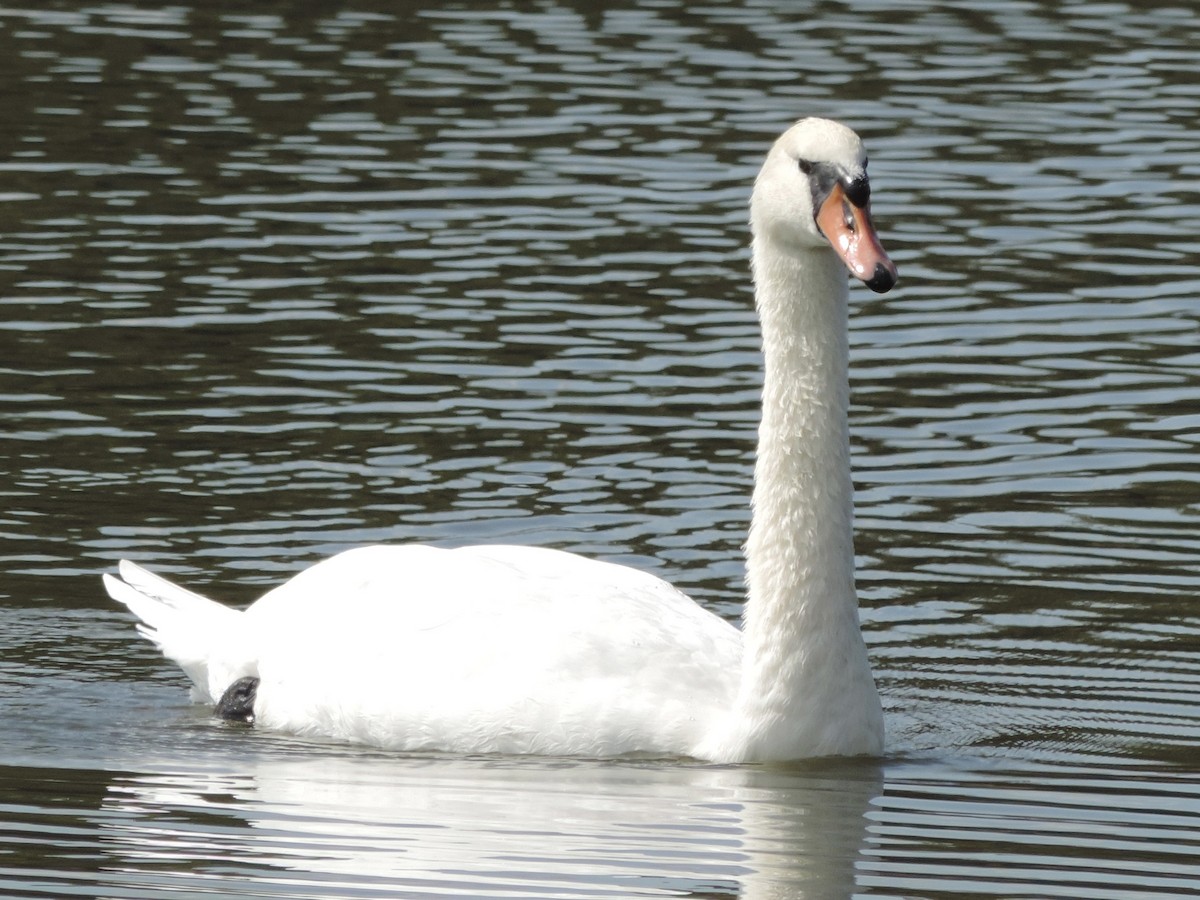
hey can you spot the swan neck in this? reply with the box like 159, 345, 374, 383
749, 245, 854, 596
730, 239, 881, 759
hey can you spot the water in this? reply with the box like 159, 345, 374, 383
3, 0, 1200, 896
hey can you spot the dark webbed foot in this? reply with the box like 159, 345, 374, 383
215, 676, 259, 725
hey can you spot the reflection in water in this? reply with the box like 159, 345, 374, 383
3, 0, 1200, 897
98, 756, 881, 899
4, 751, 1200, 899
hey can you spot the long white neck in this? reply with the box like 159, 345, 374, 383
728, 238, 882, 760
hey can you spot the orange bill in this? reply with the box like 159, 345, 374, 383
815, 183, 898, 293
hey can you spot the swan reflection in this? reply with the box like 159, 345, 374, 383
100, 752, 881, 898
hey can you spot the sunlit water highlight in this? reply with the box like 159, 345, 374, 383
3, 1, 1200, 897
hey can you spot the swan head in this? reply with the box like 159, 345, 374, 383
752, 118, 897, 294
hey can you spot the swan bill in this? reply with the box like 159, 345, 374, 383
815, 182, 897, 294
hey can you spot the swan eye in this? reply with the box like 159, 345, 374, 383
798, 158, 814, 176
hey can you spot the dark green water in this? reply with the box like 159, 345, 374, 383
3, 2, 1200, 897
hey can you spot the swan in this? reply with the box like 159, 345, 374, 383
104, 117, 897, 762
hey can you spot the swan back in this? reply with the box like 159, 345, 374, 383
246, 545, 743, 757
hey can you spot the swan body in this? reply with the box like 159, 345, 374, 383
105, 117, 897, 762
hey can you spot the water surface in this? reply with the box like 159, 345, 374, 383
3, 1, 1200, 897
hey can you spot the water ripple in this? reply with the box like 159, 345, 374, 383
3, 1, 1200, 897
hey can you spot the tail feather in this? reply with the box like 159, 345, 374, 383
104, 561, 254, 703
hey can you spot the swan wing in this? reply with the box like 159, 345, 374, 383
243, 544, 742, 757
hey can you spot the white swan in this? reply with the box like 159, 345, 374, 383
104, 117, 897, 763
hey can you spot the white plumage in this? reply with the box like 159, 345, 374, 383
105, 118, 897, 762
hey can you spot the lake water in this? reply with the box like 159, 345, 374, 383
3, 1, 1200, 897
